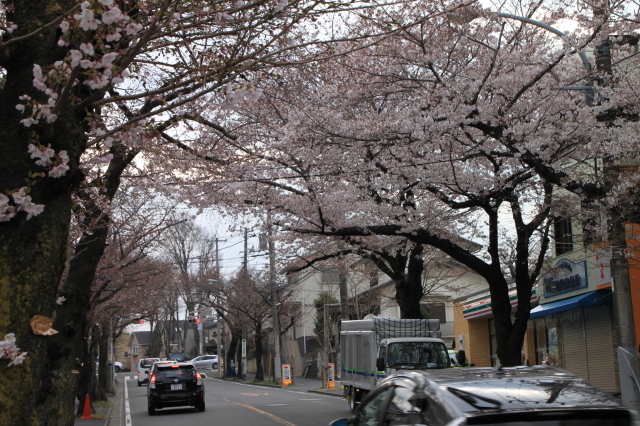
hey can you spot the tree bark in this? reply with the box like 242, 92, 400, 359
0, 3, 88, 423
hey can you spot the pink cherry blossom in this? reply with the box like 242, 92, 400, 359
101, 7, 123, 25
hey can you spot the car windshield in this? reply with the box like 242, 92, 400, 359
140, 359, 158, 368
156, 366, 195, 380
387, 342, 450, 369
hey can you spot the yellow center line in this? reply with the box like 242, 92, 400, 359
222, 398, 297, 426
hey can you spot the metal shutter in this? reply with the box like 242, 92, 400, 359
584, 306, 617, 393
561, 313, 589, 379
561, 306, 617, 393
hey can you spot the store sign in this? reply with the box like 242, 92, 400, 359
595, 249, 611, 286
542, 258, 588, 297
462, 287, 537, 320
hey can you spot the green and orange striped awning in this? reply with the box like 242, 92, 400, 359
462, 287, 538, 320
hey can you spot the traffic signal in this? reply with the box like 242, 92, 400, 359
138, 320, 145, 324
195, 318, 202, 323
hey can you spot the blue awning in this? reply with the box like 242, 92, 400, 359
529, 289, 612, 319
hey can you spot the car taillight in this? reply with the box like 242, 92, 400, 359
137, 372, 141, 377
150, 375, 156, 389
196, 372, 202, 385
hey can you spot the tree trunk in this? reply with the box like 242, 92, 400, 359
0, 3, 88, 422
96, 325, 111, 397
396, 245, 425, 319
226, 329, 240, 377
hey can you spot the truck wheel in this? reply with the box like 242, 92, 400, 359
349, 388, 360, 412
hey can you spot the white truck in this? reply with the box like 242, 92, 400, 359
340, 318, 452, 411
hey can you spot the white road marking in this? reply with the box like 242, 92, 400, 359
124, 376, 132, 425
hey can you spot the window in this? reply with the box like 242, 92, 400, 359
156, 366, 195, 380
132, 346, 138, 355
387, 341, 449, 369
385, 386, 423, 426
554, 217, 573, 255
322, 268, 340, 284
353, 386, 393, 426
421, 302, 446, 323
489, 319, 498, 367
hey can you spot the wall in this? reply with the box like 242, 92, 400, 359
453, 303, 491, 367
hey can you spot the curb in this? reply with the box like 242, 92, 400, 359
103, 394, 114, 426
308, 389, 345, 399
218, 377, 284, 389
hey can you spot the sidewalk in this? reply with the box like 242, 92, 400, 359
74, 385, 117, 426
206, 370, 346, 398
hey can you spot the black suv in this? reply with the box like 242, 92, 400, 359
147, 362, 205, 415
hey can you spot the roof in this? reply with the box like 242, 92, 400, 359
131, 330, 152, 346
385, 366, 625, 414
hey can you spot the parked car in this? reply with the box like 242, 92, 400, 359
95, 360, 124, 373
191, 355, 218, 370
330, 366, 640, 426
137, 357, 161, 386
147, 362, 205, 415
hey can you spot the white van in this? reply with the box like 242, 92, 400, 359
136, 357, 160, 386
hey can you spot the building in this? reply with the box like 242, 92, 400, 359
113, 333, 132, 370
284, 250, 491, 379
453, 217, 640, 395
453, 286, 539, 368
127, 330, 152, 371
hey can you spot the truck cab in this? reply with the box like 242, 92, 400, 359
376, 337, 451, 375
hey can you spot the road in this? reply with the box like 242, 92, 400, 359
123, 372, 351, 426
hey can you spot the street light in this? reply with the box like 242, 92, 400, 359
497, 12, 593, 105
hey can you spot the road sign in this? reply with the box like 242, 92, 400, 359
327, 363, 335, 389
282, 364, 291, 386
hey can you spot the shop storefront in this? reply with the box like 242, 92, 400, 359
454, 287, 538, 368
529, 256, 619, 394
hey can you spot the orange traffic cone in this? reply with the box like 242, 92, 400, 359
80, 394, 92, 419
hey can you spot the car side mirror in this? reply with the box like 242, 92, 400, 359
329, 419, 349, 426
376, 357, 385, 371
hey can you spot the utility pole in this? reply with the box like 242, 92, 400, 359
339, 272, 349, 321
268, 210, 282, 385
243, 229, 248, 275
239, 229, 248, 380
594, 19, 640, 410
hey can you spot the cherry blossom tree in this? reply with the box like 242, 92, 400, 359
0, 0, 444, 422
196, 1, 640, 366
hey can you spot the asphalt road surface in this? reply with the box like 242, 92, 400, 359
124, 374, 352, 426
